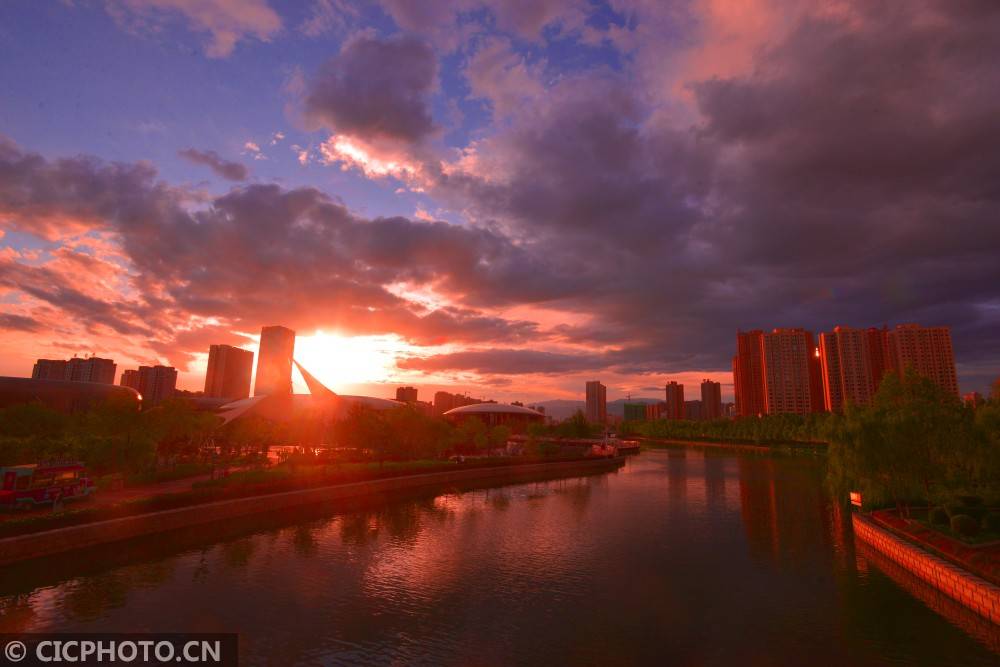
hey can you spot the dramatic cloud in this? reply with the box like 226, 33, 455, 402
0, 313, 42, 333
107, 0, 282, 57
465, 37, 545, 118
419, 0, 1000, 389
376, 0, 590, 44
305, 34, 438, 145
178, 149, 248, 181
0, 140, 557, 370
3, 0, 1000, 396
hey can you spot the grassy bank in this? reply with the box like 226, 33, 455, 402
638, 436, 827, 455
0, 456, 593, 540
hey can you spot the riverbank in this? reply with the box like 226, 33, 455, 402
636, 436, 827, 455
0, 456, 624, 566
852, 512, 1000, 624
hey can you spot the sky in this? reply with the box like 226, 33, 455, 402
0, 0, 998, 403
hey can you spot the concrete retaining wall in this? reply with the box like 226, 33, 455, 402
0, 457, 622, 566
852, 512, 1000, 624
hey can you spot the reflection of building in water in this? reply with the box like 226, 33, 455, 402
737, 458, 829, 564
666, 449, 688, 501
703, 453, 727, 510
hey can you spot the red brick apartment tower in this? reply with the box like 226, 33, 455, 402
733, 330, 766, 417
886, 324, 959, 396
664, 381, 685, 419
761, 328, 824, 415
701, 379, 723, 419
819, 326, 876, 412
866, 326, 892, 391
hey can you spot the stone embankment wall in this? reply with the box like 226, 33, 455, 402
852, 513, 1000, 624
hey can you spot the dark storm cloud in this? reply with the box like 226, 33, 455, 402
0, 135, 164, 238
398, 348, 607, 375
0, 313, 42, 333
3, 0, 1000, 390
0, 260, 152, 337
304, 33, 438, 144
424, 1, 1000, 388
177, 148, 248, 181
398, 344, 707, 376
0, 140, 550, 366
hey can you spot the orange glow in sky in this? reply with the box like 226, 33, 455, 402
292, 331, 414, 393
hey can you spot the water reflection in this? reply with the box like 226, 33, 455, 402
0, 451, 995, 665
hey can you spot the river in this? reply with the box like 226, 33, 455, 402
0, 449, 997, 665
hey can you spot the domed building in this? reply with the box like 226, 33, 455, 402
443, 403, 544, 432
0, 377, 141, 413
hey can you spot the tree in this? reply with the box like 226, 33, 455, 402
144, 398, 219, 463
489, 425, 512, 454
827, 369, 983, 513
555, 410, 594, 438
332, 404, 391, 465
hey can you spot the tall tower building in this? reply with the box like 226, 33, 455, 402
33, 357, 116, 383
886, 324, 959, 396
701, 379, 723, 420
664, 381, 685, 419
32, 359, 68, 380
254, 326, 296, 396
866, 326, 892, 391
761, 328, 823, 415
66, 357, 117, 384
138, 365, 177, 405
585, 381, 607, 423
819, 326, 875, 412
396, 386, 418, 403
120, 369, 140, 391
205, 344, 254, 400
733, 330, 766, 417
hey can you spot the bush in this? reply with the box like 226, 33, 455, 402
928, 506, 949, 526
944, 502, 986, 520
950, 514, 980, 537
982, 512, 1000, 534
956, 495, 984, 506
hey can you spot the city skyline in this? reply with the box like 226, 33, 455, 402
1, 1, 998, 402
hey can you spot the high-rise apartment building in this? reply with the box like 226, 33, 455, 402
254, 326, 296, 396
137, 365, 177, 405
886, 324, 959, 396
585, 381, 607, 423
32, 357, 116, 384
684, 400, 703, 421
866, 326, 892, 391
819, 326, 875, 412
396, 386, 418, 403
204, 344, 254, 400
760, 328, 823, 415
733, 331, 766, 417
433, 391, 484, 414
120, 369, 140, 391
664, 381, 685, 419
32, 359, 68, 380
67, 357, 117, 384
646, 402, 665, 420
701, 379, 723, 420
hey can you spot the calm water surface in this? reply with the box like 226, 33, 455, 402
1, 450, 998, 665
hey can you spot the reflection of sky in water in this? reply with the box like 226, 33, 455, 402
0, 451, 996, 665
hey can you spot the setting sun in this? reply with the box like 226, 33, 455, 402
291, 331, 409, 393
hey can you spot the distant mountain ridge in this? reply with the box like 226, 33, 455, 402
532, 397, 662, 421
